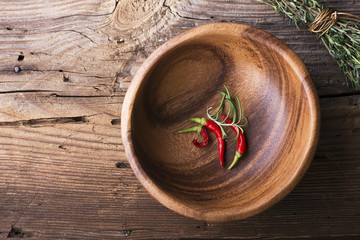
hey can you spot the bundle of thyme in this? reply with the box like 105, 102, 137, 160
258, 0, 360, 89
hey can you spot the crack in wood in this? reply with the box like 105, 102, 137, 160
319, 90, 360, 98
175, 12, 213, 21
162, 0, 176, 18
6, 193, 38, 239
112, 0, 120, 15
51, 29, 97, 44
0, 68, 111, 77
0, 115, 90, 127
49, 4, 119, 22
49, 93, 115, 98
0, 90, 54, 95
87, 228, 170, 237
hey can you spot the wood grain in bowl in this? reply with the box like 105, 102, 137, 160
122, 23, 320, 221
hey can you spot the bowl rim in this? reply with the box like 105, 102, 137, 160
121, 22, 320, 222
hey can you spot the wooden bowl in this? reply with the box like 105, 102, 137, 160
121, 23, 320, 222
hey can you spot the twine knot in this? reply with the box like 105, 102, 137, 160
308, 8, 338, 38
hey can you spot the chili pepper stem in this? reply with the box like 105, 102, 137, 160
188, 117, 207, 125
178, 126, 201, 134
228, 151, 242, 170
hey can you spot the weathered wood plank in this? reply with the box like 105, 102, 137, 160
1, 96, 360, 239
0, 0, 357, 122
1, 0, 360, 239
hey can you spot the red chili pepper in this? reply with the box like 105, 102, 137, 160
192, 127, 209, 148
178, 125, 209, 148
221, 114, 246, 169
189, 117, 225, 168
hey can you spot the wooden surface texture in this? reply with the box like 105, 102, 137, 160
0, 0, 359, 239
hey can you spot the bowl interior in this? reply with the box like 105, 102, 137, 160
125, 23, 319, 221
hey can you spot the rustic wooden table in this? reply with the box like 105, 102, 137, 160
1, 0, 359, 239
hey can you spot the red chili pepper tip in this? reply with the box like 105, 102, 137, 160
187, 117, 225, 167
221, 114, 246, 170
192, 127, 209, 148
179, 125, 210, 148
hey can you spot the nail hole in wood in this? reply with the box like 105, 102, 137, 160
111, 119, 120, 125
7, 226, 25, 238
14, 66, 21, 73
18, 54, 24, 61
116, 162, 129, 168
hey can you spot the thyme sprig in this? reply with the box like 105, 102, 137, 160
258, 0, 360, 89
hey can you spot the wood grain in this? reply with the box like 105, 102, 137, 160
0, 0, 359, 238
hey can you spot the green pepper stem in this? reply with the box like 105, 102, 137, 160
188, 117, 207, 125
178, 126, 201, 134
